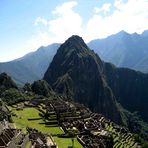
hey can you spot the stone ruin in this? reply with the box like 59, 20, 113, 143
12, 96, 142, 147
0, 121, 29, 148
27, 127, 57, 148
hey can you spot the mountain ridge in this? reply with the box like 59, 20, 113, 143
88, 30, 148, 72
44, 35, 122, 124
44, 35, 148, 139
0, 43, 60, 85
1, 30, 148, 86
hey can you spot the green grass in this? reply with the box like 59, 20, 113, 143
105, 122, 137, 148
26, 141, 31, 148
12, 107, 83, 148
54, 137, 83, 148
12, 107, 62, 134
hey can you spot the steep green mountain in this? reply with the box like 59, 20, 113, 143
0, 72, 17, 89
44, 35, 148, 140
31, 80, 53, 96
88, 30, 148, 72
104, 63, 148, 123
0, 73, 26, 105
0, 43, 60, 85
44, 35, 121, 124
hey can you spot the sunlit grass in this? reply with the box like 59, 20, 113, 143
54, 137, 83, 148
11, 107, 83, 148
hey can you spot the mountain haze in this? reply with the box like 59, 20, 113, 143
1, 30, 148, 86
88, 30, 148, 72
0, 43, 60, 85
104, 63, 148, 122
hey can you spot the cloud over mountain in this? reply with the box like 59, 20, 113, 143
34, 0, 148, 44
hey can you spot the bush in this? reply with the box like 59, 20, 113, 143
1, 88, 25, 105
31, 80, 52, 96
23, 83, 32, 92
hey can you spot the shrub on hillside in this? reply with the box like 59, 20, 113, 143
1, 88, 25, 105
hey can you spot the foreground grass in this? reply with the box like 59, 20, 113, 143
11, 107, 83, 148
54, 137, 82, 148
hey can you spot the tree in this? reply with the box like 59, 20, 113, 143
31, 80, 52, 96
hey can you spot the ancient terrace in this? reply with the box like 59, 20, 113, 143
0, 120, 28, 148
16, 96, 141, 148
0, 95, 141, 148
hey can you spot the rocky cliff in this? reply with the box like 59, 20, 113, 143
44, 35, 121, 123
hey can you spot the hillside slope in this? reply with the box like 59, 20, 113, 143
44, 35, 121, 123
44, 35, 148, 139
0, 43, 60, 85
88, 30, 148, 72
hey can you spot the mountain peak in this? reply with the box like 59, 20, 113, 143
117, 30, 130, 36
65, 35, 85, 43
44, 36, 121, 123
60, 35, 88, 52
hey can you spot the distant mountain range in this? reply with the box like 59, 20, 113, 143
0, 30, 148, 85
88, 30, 148, 72
0, 43, 60, 85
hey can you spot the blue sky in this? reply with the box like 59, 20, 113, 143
0, 0, 148, 62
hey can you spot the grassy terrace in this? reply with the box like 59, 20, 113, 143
11, 106, 83, 148
105, 123, 138, 148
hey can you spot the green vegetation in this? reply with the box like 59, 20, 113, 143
134, 134, 148, 148
0, 73, 23, 105
117, 102, 148, 140
31, 80, 53, 96
11, 106, 82, 148
12, 107, 60, 133
1, 88, 25, 105
105, 122, 139, 148
26, 141, 32, 148
0, 72, 17, 89
23, 83, 32, 92
0, 100, 11, 121
54, 137, 82, 148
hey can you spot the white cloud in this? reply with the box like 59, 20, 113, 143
32, 0, 148, 46
48, 1, 83, 42
27, 32, 52, 50
52, 1, 77, 15
85, 0, 148, 41
32, 1, 83, 45
3, 0, 148, 62
114, 0, 124, 9
94, 3, 111, 14
34, 17, 48, 26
